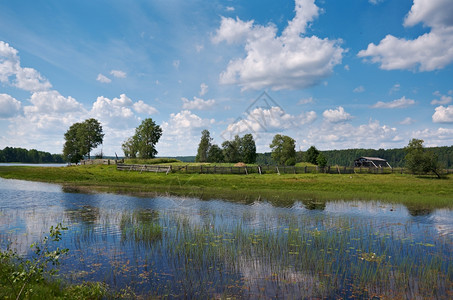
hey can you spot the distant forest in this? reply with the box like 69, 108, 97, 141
3, 145, 452, 168
0, 147, 65, 164
256, 146, 453, 169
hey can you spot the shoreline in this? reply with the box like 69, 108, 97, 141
0, 164, 452, 209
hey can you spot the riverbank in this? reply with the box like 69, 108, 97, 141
0, 164, 452, 208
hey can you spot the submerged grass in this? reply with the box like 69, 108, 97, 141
61, 210, 453, 299
0, 164, 452, 208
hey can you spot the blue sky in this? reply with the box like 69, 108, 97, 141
1, 0, 452, 156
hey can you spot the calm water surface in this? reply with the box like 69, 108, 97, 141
0, 178, 452, 298
0, 163, 67, 167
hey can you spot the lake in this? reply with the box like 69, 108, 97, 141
0, 177, 452, 298
0, 163, 67, 167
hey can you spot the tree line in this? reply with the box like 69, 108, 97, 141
195, 131, 328, 167
196, 130, 257, 164
194, 129, 448, 177
60, 117, 452, 176
0, 147, 64, 163
255, 144, 453, 169
320, 146, 453, 169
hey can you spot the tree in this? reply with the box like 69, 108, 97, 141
63, 122, 85, 163
305, 146, 320, 165
133, 118, 162, 159
316, 153, 328, 168
222, 136, 241, 163
80, 118, 104, 159
404, 138, 442, 178
63, 119, 104, 163
269, 134, 296, 165
240, 134, 257, 164
196, 130, 212, 162
122, 137, 139, 158
207, 144, 224, 163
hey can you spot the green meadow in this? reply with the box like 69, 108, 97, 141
0, 164, 451, 208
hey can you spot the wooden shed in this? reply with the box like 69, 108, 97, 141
354, 157, 391, 168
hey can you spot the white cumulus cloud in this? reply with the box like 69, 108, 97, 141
432, 105, 453, 123
223, 106, 316, 139
158, 110, 215, 155
372, 96, 415, 108
181, 97, 215, 110
212, 0, 344, 91
90, 94, 136, 128
358, 0, 453, 71
0, 41, 52, 92
132, 100, 158, 115
322, 106, 352, 123
302, 119, 400, 150
0, 93, 22, 119
25, 90, 85, 114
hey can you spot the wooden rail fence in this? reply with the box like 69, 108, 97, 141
115, 163, 445, 175
81, 159, 124, 165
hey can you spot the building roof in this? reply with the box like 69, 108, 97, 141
356, 157, 388, 161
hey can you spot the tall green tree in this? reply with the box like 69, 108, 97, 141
196, 130, 212, 162
305, 146, 320, 165
63, 123, 82, 163
133, 118, 162, 159
207, 144, 224, 163
63, 119, 103, 163
80, 118, 104, 159
404, 138, 442, 178
269, 134, 296, 165
222, 136, 241, 163
240, 134, 257, 164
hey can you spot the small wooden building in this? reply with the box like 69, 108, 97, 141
354, 157, 391, 168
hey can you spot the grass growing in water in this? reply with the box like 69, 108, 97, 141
58, 208, 452, 299
120, 210, 162, 245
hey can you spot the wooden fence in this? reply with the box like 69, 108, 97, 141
116, 164, 424, 175
117, 163, 172, 173
81, 159, 124, 165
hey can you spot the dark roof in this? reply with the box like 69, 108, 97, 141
356, 157, 388, 161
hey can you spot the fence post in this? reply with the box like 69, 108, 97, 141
304, 166, 307, 173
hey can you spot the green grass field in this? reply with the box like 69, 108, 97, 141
0, 164, 452, 208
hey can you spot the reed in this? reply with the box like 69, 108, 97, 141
59, 208, 452, 299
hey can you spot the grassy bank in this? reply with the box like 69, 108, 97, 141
0, 165, 452, 208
